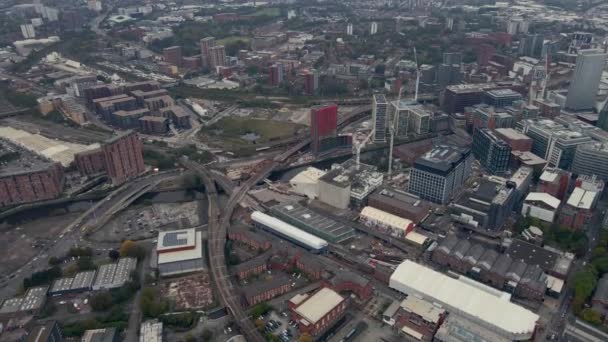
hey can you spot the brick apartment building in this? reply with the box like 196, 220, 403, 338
139, 116, 169, 134
324, 270, 373, 301
160, 106, 191, 129
0, 163, 64, 207
233, 251, 271, 281
295, 255, 324, 280
242, 275, 291, 306
227, 226, 272, 251
75, 131, 145, 185
391, 296, 446, 341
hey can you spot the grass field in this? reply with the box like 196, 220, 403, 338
217, 36, 251, 45
200, 117, 304, 150
253, 7, 280, 17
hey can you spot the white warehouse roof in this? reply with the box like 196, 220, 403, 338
389, 260, 539, 340
360, 206, 414, 231
290, 167, 326, 185
294, 287, 344, 324
566, 187, 597, 210
251, 211, 328, 250
524, 192, 560, 209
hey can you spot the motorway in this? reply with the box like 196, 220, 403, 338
0, 171, 180, 299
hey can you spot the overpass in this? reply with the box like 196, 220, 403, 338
183, 160, 266, 342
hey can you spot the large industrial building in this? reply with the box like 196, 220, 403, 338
367, 187, 431, 223
156, 228, 205, 277
289, 167, 326, 199
251, 211, 328, 253
408, 145, 473, 204
270, 203, 355, 244
389, 260, 539, 341
318, 159, 383, 209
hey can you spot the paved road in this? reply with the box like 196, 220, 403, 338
0, 171, 179, 299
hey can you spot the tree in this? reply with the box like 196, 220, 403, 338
48, 256, 61, 266
201, 329, 213, 342
77, 257, 96, 271
108, 249, 120, 261
592, 255, 608, 275
581, 308, 602, 325
184, 333, 196, 342
299, 333, 313, 342
119, 240, 146, 259
89, 291, 113, 311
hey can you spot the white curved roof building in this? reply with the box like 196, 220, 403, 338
360, 206, 414, 231
251, 211, 328, 251
389, 260, 539, 341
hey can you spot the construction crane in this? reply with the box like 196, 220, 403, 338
355, 129, 374, 170
387, 85, 404, 179
388, 47, 419, 179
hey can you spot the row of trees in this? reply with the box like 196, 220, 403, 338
571, 230, 608, 324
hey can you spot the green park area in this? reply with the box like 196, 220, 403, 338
252, 7, 280, 17
200, 117, 304, 155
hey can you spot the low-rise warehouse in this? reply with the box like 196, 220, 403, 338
156, 228, 205, 277
0, 286, 48, 318
389, 260, 539, 341
92, 258, 137, 291
251, 211, 328, 253
49, 270, 96, 295
359, 206, 414, 239
270, 203, 355, 244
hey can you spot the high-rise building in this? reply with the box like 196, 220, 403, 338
370, 22, 378, 35
519, 34, 544, 58
597, 99, 608, 131
408, 145, 473, 204
20, 24, 36, 39
372, 94, 388, 142
303, 69, 319, 96
572, 142, 608, 181
566, 49, 607, 111
209, 45, 226, 70
76, 131, 145, 185
199, 37, 215, 68
310, 104, 338, 154
269, 63, 284, 86
102, 131, 145, 185
443, 52, 462, 65
346, 23, 353, 35
437, 64, 462, 89
163, 46, 182, 67
472, 128, 512, 174
390, 100, 431, 137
